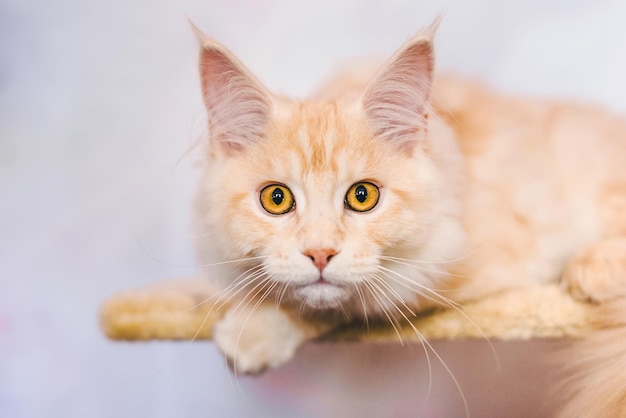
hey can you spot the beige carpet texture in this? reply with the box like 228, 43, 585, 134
100, 278, 593, 343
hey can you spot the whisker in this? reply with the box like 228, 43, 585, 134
336, 299, 350, 321
184, 263, 266, 313
227, 273, 273, 316
197, 255, 269, 268
377, 266, 464, 309
246, 280, 280, 320
380, 245, 485, 266
188, 266, 267, 344
353, 283, 370, 331
422, 337, 470, 418
361, 280, 404, 346
379, 256, 473, 283
189, 270, 270, 346
275, 282, 290, 308
378, 267, 500, 370
209, 267, 268, 315
130, 229, 267, 269
368, 274, 434, 401
368, 275, 469, 418
298, 299, 308, 319
231, 279, 278, 378
370, 274, 418, 316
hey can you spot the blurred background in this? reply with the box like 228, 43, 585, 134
1, 0, 625, 417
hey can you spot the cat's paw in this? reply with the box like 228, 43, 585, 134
213, 304, 308, 375
561, 238, 626, 303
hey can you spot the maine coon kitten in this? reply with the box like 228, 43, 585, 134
193, 21, 626, 416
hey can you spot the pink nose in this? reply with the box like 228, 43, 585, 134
303, 248, 338, 272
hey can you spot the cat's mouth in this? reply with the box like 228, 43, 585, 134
312, 276, 331, 286
294, 276, 348, 308
298, 275, 340, 288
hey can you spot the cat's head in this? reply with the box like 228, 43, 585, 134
194, 22, 466, 314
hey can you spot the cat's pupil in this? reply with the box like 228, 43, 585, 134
355, 185, 368, 203
272, 188, 284, 205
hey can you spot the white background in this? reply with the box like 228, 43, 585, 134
2, 0, 625, 417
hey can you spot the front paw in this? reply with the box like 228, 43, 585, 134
213, 304, 308, 375
561, 238, 626, 302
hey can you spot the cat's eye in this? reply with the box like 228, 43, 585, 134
259, 184, 295, 215
345, 181, 380, 212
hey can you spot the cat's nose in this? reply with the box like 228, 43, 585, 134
303, 248, 338, 272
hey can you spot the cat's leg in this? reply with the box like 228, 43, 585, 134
561, 237, 626, 302
213, 303, 333, 374
557, 237, 626, 417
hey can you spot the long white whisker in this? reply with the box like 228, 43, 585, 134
377, 269, 456, 310
379, 257, 473, 282
378, 267, 500, 370
362, 280, 404, 346
336, 299, 350, 321
227, 274, 273, 316
380, 245, 485, 265
188, 266, 267, 344
231, 280, 278, 378
275, 282, 290, 308
197, 272, 274, 353
247, 281, 280, 320
377, 266, 464, 309
422, 337, 470, 418
197, 255, 269, 268
369, 274, 434, 401
353, 283, 370, 331
370, 274, 418, 316
298, 299, 307, 319
209, 268, 268, 316
185, 264, 266, 313
368, 275, 469, 418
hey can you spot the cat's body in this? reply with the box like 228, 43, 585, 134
193, 21, 626, 416
433, 75, 626, 301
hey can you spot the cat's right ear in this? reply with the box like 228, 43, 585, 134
194, 26, 272, 155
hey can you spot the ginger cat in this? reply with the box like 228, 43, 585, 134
193, 20, 626, 416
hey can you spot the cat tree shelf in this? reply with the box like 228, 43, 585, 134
100, 277, 592, 342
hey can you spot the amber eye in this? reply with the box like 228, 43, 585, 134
345, 181, 380, 212
260, 184, 295, 215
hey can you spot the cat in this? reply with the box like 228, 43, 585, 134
192, 19, 626, 416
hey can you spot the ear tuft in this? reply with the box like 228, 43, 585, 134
362, 22, 438, 149
196, 27, 272, 154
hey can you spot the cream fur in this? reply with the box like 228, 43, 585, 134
193, 20, 626, 414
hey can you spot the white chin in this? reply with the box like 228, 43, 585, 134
295, 284, 348, 309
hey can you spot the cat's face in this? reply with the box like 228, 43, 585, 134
195, 26, 465, 313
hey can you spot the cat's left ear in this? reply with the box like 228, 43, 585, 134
362, 20, 439, 151
194, 26, 272, 154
